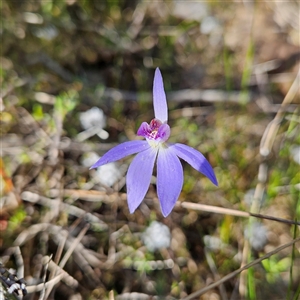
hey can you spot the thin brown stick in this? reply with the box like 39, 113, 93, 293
39, 254, 52, 300
26, 271, 68, 294
180, 202, 300, 225
182, 236, 300, 300
59, 224, 90, 269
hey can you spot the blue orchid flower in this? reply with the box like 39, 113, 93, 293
90, 68, 218, 217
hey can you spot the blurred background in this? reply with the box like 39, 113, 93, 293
1, 1, 299, 300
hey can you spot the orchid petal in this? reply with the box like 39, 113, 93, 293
157, 148, 183, 217
170, 143, 218, 186
137, 122, 151, 137
153, 68, 168, 123
157, 123, 171, 142
127, 147, 158, 213
90, 140, 150, 169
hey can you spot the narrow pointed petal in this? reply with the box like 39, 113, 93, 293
157, 148, 183, 217
153, 68, 168, 123
127, 147, 158, 213
90, 140, 150, 169
170, 143, 218, 186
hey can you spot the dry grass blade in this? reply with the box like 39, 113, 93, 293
260, 69, 300, 157
12, 247, 24, 280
